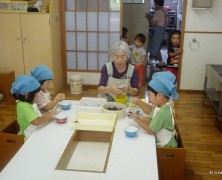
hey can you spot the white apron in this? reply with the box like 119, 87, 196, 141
152, 105, 176, 147
43, 91, 51, 102
24, 103, 42, 138
98, 62, 134, 101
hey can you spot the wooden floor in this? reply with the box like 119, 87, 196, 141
1, 85, 222, 179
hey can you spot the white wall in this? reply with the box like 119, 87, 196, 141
180, 0, 222, 90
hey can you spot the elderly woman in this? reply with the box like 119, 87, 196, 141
98, 40, 139, 101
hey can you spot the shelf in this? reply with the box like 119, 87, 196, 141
0, 1, 33, 12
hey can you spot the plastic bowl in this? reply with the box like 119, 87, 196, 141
55, 114, 68, 124
124, 126, 138, 137
60, 101, 71, 110
115, 94, 128, 105
102, 102, 126, 119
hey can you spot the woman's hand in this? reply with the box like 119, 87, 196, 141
111, 86, 125, 95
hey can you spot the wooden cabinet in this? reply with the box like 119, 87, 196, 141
0, 1, 63, 94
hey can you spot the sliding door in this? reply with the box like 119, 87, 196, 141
61, 0, 122, 73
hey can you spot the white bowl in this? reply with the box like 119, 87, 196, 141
102, 102, 126, 119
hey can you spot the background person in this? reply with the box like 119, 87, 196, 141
129, 33, 147, 88
122, 26, 130, 44
165, 30, 183, 79
146, 0, 168, 67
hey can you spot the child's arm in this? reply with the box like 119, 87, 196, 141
134, 116, 156, 135
32, 109, 59, 126
43, 93, 65, 111
141, 55, 146, 65
131, 97, 153, 115
169, 48, 183, 58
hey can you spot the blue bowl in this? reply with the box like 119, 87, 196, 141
124, 126, 138, 137
60, 102, 71, 110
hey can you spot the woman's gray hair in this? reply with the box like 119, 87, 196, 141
109, 40, 131, 61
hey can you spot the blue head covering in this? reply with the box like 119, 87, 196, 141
11, 75, 40, 95
152, 71, 176, 84
31, 65, 53, 82
148, 71, 179, 100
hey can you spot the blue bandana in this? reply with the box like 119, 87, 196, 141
11, 75, 40, 95
152, 71, 176, 84
148, 71, 179, 100
31, 65, 53, 81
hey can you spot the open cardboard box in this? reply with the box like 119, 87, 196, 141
72, 112, 117, 132
0, 120, 24, 172
157, 126, 186, 180
55, 130, 114, 173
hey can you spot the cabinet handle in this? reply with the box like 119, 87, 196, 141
23, 38, 27, 41
17, 38, 20, 41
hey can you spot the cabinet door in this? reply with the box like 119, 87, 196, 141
0, 14, 24, 76
20, 14, 52, 74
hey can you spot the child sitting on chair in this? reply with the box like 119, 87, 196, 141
11, 75, 60, 139
31, 65, 65, 112
127, 71, 178, 147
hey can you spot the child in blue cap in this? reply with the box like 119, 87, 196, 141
31, 65, 65, 112
11, 75, 60, 139
127, 71, 178, 147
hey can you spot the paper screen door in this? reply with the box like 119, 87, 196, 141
63, 0, 122, 72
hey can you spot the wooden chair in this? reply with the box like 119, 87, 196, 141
157, 127, 186, 180
0, 121, 24, 172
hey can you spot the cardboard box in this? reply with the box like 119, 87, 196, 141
73, 112, 117, 132
56, 130, 114, 173
0, 121, 24, 172
157, 131, 186, 180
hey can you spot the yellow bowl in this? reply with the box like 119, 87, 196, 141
115, 95, 128, 105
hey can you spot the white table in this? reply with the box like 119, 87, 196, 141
0, 101, 159, 180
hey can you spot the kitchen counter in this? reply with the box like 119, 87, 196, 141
0, 100, 159, 180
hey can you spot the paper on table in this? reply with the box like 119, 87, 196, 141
67, 141, 110, 172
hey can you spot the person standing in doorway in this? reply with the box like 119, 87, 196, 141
165, 30, 183, 79
146, 0, 168, 67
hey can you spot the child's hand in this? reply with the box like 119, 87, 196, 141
177, 48, 183, 54
130, 97, 140, 105
55, 93, 65, 102
127, 110, 138, 119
